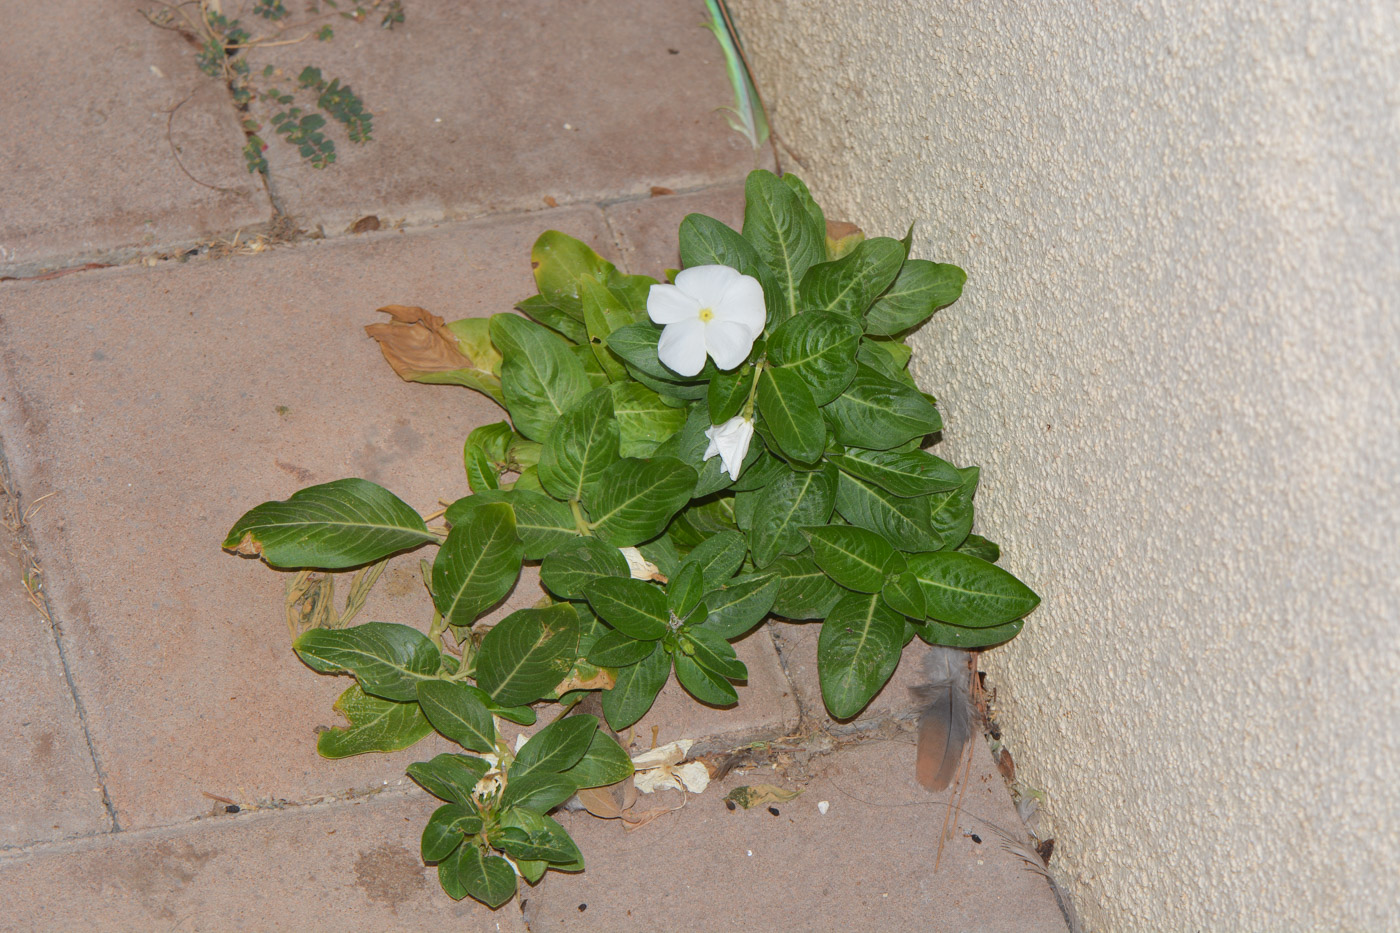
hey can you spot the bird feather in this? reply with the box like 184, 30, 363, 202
911, 646, 973, 791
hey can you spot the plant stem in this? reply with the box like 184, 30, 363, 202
570, 499, 594, 536
741, 358, 766, 421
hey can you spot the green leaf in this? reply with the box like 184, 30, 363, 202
749, 461, 839, 567
511, 714, 597, 779
687, 530, 748, 588
757, 366, 824, 463
531, 231, 613, 318
674, 653, 738, 706
803, 525, 897, 593
440, 845, 516, 907
579, 277, 632, 381
559, 727, 634, 788
604, 323, 710, 394
446, 490, 578, 561
422, 804, 483, 862
610, 382, 688, 458
293, 622, 440, 701
742, 170, 824, 322
500, 771, 579, 812
912, 617, 1025, 649
678, 212, 783, 329
927, 466, 979, 550
856, 336, 913, 382
224, 478, 436, 569
431, 503, 522, 629
767, 556, 844, 620
701, 574, 779, 639
601, 642, 669, 730
408, 753, 491, 805
864, 260, 966, 336
583, 577, 669, 640
667, 562, 706, 618
489, 313, 590, 442
834, 471, 944, 551
496, 811, 584, 865
958, 534, 1001, 563
766, 311, 861, 406
316, 684, 433, 758
538, 388, 620, 503
588, 628, 656, 667
830, 448, 963, 498
707, 366, 751, 424
882, 570, 927, 619
464, 446, 498, 493
781, 174, 825, 237
475, 604, 580, 706
904, 551, 1040, 627
652, 404, 752, 498
824, 364, 941, 450
683, 625, 747, 680
586, 457, 697, 546
416, 680, 497, 753
517, 293, 587, 344
540, 537, 629, 600
799, 237, 905, 317
818, 590, 905, 719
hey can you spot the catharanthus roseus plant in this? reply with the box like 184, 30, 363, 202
224, 170, 1040, 906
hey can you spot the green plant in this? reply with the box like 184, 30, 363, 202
224, 170, 1039, 906
142, 0, 402, 175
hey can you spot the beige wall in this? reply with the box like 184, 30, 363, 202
728, 2, 1399, 929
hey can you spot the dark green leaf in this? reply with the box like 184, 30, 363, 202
588, 628, 656, 668
683, 626, 747, 680
799, 237, 905, 317
856, 336, 913, 382
601, 642, 669, 730
559, 726, 635, 788
818, 591, 904, 719
511, 714, 597, 779
490, 313, 590, 441
475, 604, 580, 706
803, 525, 897, 593
496, 811, 583, 865
224, 478, 436, 569
831, 448, 963, 498
768, 556, 845, 619
540, 537, 629, 600
749, 461, 839, 567
882, 570, 927, 619
674, 653, 738, 706
408, 753, 491, 805
445, 490, 578, 561
701, 574, 779, 639
757, 366, 824, 463
707, 366, 751, 424
579, 277, 632, 381
583, 576, 668, 640
586, 457, 697, 546
440, 845, 516, 907
500, 770, 578, 812
667, 562, 706, 618
294, 622, 440, 702
927, 466, 979, 549
904, 551, 1040, 627
416, 680, 497, 753
766, 311, 861, 406
834, 471, 943, 551
912, 617, 1025, 649
864, 260, 966, 336
687, 530, 748, 588
605, 323, 711, 392
742, 170, 824, 322
958, 534, 1001, 563
824, 364, 941, 450
538, 388, 620, 504
431, 502, 522, 629
316, 684, 433, 758
517, 293, 588, 343
422, 804, 482, 862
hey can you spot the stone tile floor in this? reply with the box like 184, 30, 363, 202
0, 2, 1067, 929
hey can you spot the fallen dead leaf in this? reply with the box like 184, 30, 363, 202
365, 305, 475, 379
724, 783, 801, 810
650, 186, 675, 197
543, 195, 558, 208
349, 215, 381, 234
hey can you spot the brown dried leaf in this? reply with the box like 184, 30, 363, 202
723, 783, 801, 809
553, 666, 617, 694
349, 215, 381, 234
365, 305, 474, 379
543, 195, 558, 208
650, 186, 675, 197
229, 532, 263, 557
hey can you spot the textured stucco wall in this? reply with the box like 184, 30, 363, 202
727, 2, 1400, 930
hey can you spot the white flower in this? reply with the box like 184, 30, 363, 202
704, 414, 754, 481
647, 265, 765, 377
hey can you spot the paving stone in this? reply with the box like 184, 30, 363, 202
0, 206, 617, 831
0, 0, 268, 277
603, 184, 747, 283
252, 0, 756, 235
524, 736, 1068, 932
0, 535, 109, 847
0, 792, 527, 932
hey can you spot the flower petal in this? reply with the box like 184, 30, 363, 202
647, 283, 701, 325
717, 273, 767, 337
675, 264, 742, 308
657, 319, 708, 377
703, 319, 757, 371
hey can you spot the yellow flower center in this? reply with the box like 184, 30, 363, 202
697, 307, 715, 323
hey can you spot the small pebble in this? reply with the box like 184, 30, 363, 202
767, 806, 779, 816
746, 850, 753, 857
725, 800, 736, 811
578, 904, 587, 913
817, 800, 830, 815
